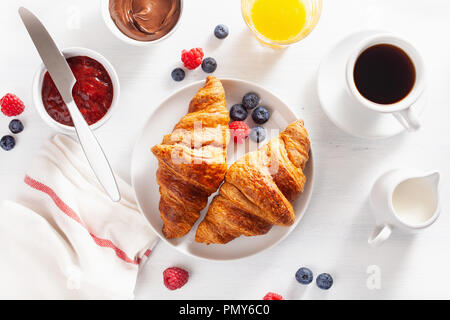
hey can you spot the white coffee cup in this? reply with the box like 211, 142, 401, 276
346, 34, 426, 131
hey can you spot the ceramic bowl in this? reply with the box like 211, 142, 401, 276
32, 47, 120, 135
100, 0, 183, 46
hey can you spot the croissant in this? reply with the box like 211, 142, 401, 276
151, 76, 230, 239
195, 120, 310, 244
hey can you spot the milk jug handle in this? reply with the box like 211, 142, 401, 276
368, 224, 392, 247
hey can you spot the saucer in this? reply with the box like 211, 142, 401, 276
317, 30, 427, 139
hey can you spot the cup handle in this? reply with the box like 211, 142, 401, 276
393, 106, 421, 131
368, 224, 392, 247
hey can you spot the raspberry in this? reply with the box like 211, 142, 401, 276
229, 121, 250, 144
0, 93, 25, 117
163, 267, 189, 290
181, 48, 204, 70
263, 292, 284, 300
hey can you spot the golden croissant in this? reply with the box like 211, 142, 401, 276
195, 120, 310, 244
151, 76, 230, 239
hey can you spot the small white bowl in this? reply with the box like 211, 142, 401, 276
32, 47, 120, 135
100, 0, 183, 46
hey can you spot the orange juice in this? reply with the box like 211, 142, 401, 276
250, 0, 307, 42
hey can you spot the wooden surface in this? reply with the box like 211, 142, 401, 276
0, 0, 449, 299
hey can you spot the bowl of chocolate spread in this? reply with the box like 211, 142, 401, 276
101, 0, 183, 45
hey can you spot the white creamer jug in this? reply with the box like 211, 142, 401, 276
369, 168, 440, 246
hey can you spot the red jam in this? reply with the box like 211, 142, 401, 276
42, 56, 113, 126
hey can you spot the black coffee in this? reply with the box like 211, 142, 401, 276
353, 44, 415, 105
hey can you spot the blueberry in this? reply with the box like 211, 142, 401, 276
0, 135, 15, 151
252, 106, 270, 124
214, 24, 229, 39
316, 273, 333, 290
201, 57, 217, 73
9, 119, 24, 134
242, 92, 260, 110
171, 68, 185, 81
230, 104, 248, 121
249, 126, 266, 143
295, 267, 313, 285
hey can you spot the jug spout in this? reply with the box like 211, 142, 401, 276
424, 171, 440, 189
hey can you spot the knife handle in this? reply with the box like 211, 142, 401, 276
66, 100, 121, 202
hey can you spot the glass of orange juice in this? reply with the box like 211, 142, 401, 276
241, 0, 322, 48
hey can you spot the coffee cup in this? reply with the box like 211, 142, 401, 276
346, 34, 425, 131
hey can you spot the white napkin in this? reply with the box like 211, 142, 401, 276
0, 135, 158, 299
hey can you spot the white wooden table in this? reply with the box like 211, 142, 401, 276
1, 0, 449, 299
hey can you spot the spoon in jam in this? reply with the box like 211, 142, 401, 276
19, 7, 121, 202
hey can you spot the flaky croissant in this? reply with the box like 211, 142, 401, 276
195, 120, 310, 245
151, 76, 230, 239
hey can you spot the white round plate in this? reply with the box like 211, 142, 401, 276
317, 30, 427, 139
131, 78, 314, 261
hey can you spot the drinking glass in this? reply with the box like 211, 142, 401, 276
241, 0, 322, 48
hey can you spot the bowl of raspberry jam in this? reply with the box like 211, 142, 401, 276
32, 47, 120, 134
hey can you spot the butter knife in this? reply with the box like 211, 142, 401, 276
19, 7, 121, 202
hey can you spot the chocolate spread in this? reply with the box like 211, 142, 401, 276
109, 0, 181, 41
